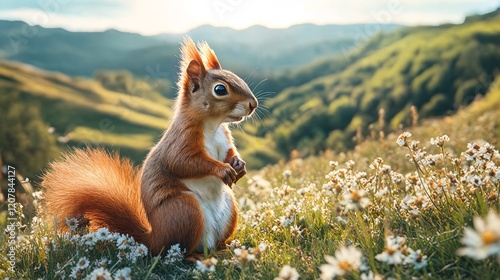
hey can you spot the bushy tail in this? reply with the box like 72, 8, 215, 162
42, 149, 151, 245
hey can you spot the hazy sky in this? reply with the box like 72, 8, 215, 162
0, 0, 498, 35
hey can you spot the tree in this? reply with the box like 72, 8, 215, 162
0, 92, 58, 180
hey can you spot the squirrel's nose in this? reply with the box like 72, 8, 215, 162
249, 99, 258, 113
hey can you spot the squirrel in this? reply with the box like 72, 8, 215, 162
41, 37, 258, 256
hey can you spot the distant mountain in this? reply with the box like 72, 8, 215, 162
0, 20, 402, 80
0, 21, 171, 76
156, 23, 402, 71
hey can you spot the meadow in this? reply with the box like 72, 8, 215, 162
1, 84, 499, 279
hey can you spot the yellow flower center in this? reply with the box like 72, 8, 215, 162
339, 260, 352, 271
350, 190, 361, 202
386, 247, 397, 255
482, 230, 499, 245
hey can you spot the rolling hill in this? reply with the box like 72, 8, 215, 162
0, 61, 173, 165
1, 8, 499, 171
254, 9, 500, 158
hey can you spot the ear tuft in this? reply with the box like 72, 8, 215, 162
178, 36, 206, 94
199, 41, 221, 70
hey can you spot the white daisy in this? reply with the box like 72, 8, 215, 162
113, 267, 132, 280
75, 256, 90, 270
457, 211, 500, 260
195, 257, 218, 273
320, 245, 363, 279
87, 267, 112, 280
65, 217, 79, 232
274, 265, 300, 280
375, 235, 406, 265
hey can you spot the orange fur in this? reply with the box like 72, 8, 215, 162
42, 149, 151, 245
42, 36, 257, 257
177, 37, 206, 96
199, 41, 221, 70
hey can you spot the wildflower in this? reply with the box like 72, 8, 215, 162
248, 241, 268, 260
457, 211, 500, 260
42, 236, 57, 252
65, 217, 79, 232
32, 190, 44, 201
95, 228, 111, 241
94, 257, 110, 268
430, 135, 450, 147
397, 132, 412, 147
345, 160, 355, 168
390, 171, 404, 183
274, 265, 300, 280
283, 170, 292, 179
258, 241, 268, 252
404, 248, 428, 270
82, 232, 98, 247
164, 244, 185, 264
342, 189, 370, 210
290, 225, 302, 237
69, 267, 83, 279
468, 175, 485, 188
113, 267, 132, 280
320, 245, 363, 279
401, 194, 429, 216
329, 161, 339, 168
229, 239, 242, 250
195, 257, 218, 273
422, 154, 442, 166
75, 256, 90, 270
463, 142, 482, 161
127, 243, 148, 263
87, 267, 112, 280
375, 235, 406, 265
116, 235, 135, 250
485, 162, 500, 183
234, 248, 256, 265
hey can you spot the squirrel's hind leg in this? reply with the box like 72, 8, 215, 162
147, 193, 205, 255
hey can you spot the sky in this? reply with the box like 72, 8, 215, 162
0, 0, 498, 35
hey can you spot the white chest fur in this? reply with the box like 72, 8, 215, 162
182, 123, 235, 251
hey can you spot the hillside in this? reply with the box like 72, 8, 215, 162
0, 61, 280, 170
256, 11, 500, 158
0, 61, 173, 164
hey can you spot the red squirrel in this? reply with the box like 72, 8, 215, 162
42, 37, 258, 255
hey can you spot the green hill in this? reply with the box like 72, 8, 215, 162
256, 11, 500, 158
0, 61, 173, 164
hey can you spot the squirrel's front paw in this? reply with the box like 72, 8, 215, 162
229, 156, 246, 182
217, 164, 237, 186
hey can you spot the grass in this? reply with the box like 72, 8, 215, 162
1, 74, 500, 280
1, 87, 500, 279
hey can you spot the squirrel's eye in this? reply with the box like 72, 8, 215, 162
214, 84, 228, 96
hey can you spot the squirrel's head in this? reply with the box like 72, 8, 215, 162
177, 37, 258, 123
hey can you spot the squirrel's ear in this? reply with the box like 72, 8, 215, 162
199, 42, 221, 70
178, 36, 206, 94
186, 60, 203, 92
